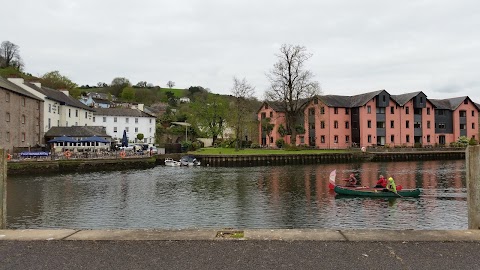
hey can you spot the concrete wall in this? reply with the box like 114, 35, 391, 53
0, 149, 6, 229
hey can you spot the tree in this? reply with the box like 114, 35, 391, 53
97, 82, 108, 88
231, 77, 255, 151
136, 81, 147, 88
265, 44, 321, 146
137, 133, 144, 141
110, 77, 131, 97
189, 94, 228, 145
167, 81, 175, 88
165, 91, 177, 107
120, 87, 136, 101
41, 71, 78, 90
0, 41, 23, 70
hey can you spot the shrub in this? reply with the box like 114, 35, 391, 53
250, 143, 260, 148
275, 138, 286, 148
414, 143, 422, 148
469, 137, 478, 146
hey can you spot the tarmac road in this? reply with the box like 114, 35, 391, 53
1, 229, 480, 270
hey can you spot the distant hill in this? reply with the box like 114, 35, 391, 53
0, 67, 39, 81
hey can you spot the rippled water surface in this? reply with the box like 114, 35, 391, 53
7, 160, 467, 229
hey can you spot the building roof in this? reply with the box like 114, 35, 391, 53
94, 108, 156, 117
390, 91, 423, 106
92, 97, 113, 104
24, 82, 94, 111
45, 126, 111, 138
0, 76, 43, 101
317, 90, 385, 108
429, 96, 470, 110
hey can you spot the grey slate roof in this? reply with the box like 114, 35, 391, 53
0, 76, 43, 101
429, 96, 469, 110
24, 82, 94, 111
390, 91, 423, 106
94, 108, 156, 118
318, 90, 385, 108
45, 126, 111, 137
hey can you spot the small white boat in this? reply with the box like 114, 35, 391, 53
180, 155, 201, 166
165, 158, 180, 166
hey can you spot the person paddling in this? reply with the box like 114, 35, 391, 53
375, 175, 387, 188
345, 173, 358, 187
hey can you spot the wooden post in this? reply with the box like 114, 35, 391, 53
467, 145, 480, 229
0, 149, 6, 229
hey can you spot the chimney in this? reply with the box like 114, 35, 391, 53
7, 78, 24, 84
138, 104, 144, 111
32, 82, 42, 88
59, 89, 70, 96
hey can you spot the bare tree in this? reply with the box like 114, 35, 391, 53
265, 44, 320, 146
231, 77, 255, 151
0, 41, 23, 70
167, 81, 175, 88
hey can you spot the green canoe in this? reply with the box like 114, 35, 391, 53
333, 185, 421, 198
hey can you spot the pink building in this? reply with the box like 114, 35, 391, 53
258, 90, 480, 149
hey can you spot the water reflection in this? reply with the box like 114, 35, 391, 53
6, 160, 467, 229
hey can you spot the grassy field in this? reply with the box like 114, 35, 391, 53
191, 148, 348, 155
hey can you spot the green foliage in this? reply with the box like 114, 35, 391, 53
455, 136, 470, 147
414, 143, 422, 148
469, 137, 478, 145
136, 133, 144, 141
278, 124, 287, 137
121, 87, 136, 101
250, 143, 260, 148
188, 94, 229, 144
295, 125, 305, 134
41, 71, 77, 90
275, 138, 286, 148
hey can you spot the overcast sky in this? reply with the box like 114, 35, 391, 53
4, 0, 480, 101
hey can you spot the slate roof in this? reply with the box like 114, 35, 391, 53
390, 91, 423, 106
45, 126, 111, 138
429, 96, 469, 110
0, 76, 43, 101
92, 97, 113, 104
317, 90, 385, 108
94, 108, 156, 118
24, 82, 94, 111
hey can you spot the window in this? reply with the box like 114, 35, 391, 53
261, 113, 266, 119
438, 110, 444, 115
427, 135, 430, 143
135, 127, 139, 132
321, 121, 325, 129
345, 108, 349, 115
21, 115, 25, 124
300, 136, 305, 143
75, 110, 78, 117
427, 108, 430, 115
368, 135, 372, 143
420, 96, 424, 104
460, 124, 466, 130
149, 128, 152, 133
391, 135, 394, 142
414, 122, 421, 128
22, 132, 26, 142
6, 132, 10, 142
345, 135, 350, 143
367, 120, 371, 128
6, 112, 10, 122
473, 123, 476, 129
414, 108, 422, 115
352, 122, 358, 129
103, 117, 106, 122
405, 107, 409, 114
48, 118, 51, 129
382, 95, 386, 102
310, 123, 315, 129
406, 121, 410, 128
126, 118, 129, 123
367, 106, 371, 114
114, 127, 118, 133
48, 104, 51, 112
93, 117, 96, 122
114, 117, 117, 123
464, 99, 468, 104
320, 107, 325, 114
473, 110, 475, 117
438, 123, 446, 129
376, 107, 385, 114
406, 135, 410, 143
321, 136, 325, 143
427, 121, 431, 129
66, 121, 68, 126
85, 112, 88, 118
22, 97, 25, 106
390, 106, 394, 114
309, 108, 315, 115
377, 121, 385, 128
345, 121, 349, 129
150, 119, 152, 123
459, 110, 466, 117
334, 121, 338, 128
126, 127, 129, 132
334, 135, 338, 143
334, 108, 338, 114
265, 104, 268, 109
5, 92, 10, 102
269, 112, 273, 118
68, 109, 71, 117
270, 137, 273, 143
314, 99, 318, 104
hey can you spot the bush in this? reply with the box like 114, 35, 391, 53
469, 137, 478, 146
414, 143, 422, 148
275, 138, 286, 148
250, 143, 260, 148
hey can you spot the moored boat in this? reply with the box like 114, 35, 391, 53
180, 155, 201, 166
333, 185, 421, 198
165, 158, 181, 166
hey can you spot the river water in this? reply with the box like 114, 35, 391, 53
6, 160, 467, 230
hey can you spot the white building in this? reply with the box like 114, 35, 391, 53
93, 108, 156, 144
8, 78, 95, 133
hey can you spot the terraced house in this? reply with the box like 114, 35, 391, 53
0, 76, 44, 153
258, 90, 479, 149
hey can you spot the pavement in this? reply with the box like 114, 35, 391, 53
1, 229, 480, 269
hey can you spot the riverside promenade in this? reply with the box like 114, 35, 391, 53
1, 229, 480, 270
